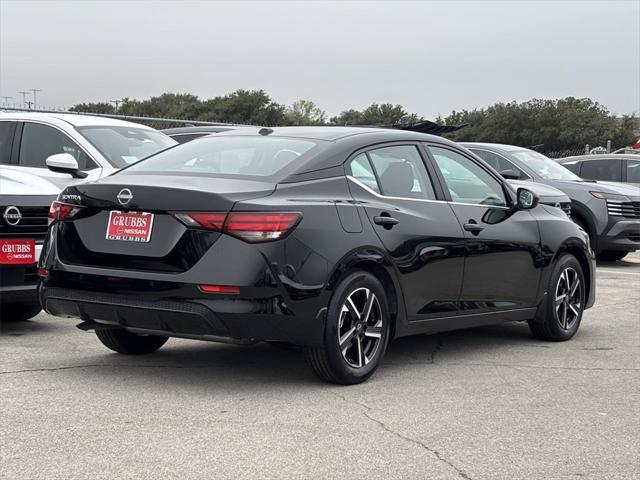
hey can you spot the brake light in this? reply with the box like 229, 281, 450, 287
173, 211, 301, 242
199, 284, 240, 295
224, 212, 301, 243
37, 268, 49, 278
48, 201, 81, 224
174, 212, 226, 231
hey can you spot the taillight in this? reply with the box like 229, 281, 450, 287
174, 212, 226, 231
173, 211, 301, 242
199, 284, 240, 295
48, 201, 81, 224
224, 212, 301, 243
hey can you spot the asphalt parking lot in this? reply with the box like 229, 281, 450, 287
1, 256, 638, 480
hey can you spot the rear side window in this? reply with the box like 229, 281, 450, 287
125, 135, 318, 177
368, 145, 435, 199
349, 153, 380, 193
19, 123, 96, 170
0, 121, 16, 164
430, 146, 507, 207
627, 160, 640, 183
580, 159, 622, 182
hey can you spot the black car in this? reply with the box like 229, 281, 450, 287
462, 143, 640, 262
39, 128, 595, 384
557, 154, 640, 186
161, 125, 246, 144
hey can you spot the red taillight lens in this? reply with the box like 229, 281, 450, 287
37, 268, 49, 278
224, 212, 301, 242
48, 201, 80, 224
174, 212, 226, 231
198, 284, 240, 295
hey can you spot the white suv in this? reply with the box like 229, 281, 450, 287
0, 112, 176, 188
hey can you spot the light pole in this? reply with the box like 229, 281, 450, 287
110, 99, 123, 113
1, 96, 11, 105
30, 89, 42, 109
18, 91, 30, 106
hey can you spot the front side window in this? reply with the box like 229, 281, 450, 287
367, 145, 435, 199
19, 123, 96, 170
627, 160, 640, 183
430, 146, 507, 207
471, 149, 529, 179
124, 135, 318, 178
78, 126, 176, 167
510, 150, 581, 181
580, 159, 622, 182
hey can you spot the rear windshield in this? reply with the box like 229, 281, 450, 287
124, 135, 319, 177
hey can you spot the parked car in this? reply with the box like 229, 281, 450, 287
462, 143, 640, 262
0, 168, 58, 321
40, 128, 595, 384
0, 112, 177, 188
557, 154, 640, 186
161, 125, 246, 144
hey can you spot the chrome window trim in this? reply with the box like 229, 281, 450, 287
347, 175, 512, 210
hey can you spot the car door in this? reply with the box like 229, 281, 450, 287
580, 159, 622, 182
14, 122, 102, 188
426, 144, 541, 313
347, 144, 466, 320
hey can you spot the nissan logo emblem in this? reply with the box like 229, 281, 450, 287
3, 206, 22, 226
117, 188, 133, 206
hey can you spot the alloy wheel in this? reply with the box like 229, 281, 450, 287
554, 267, 582, 330
338, 287, 384, 368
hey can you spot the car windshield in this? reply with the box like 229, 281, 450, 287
77, 126, 177, 168
511, 150, 582, 181
123, 135, 319, 178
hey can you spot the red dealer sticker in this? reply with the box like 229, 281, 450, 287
106, 211, 154, 242
0, 239, 36, 264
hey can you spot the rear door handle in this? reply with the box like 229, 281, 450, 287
374, 216, 400, 228
463, 222, 484, 234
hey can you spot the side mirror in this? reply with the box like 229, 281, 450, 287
46, 153, 87, 179
517, 188, 539, 210
500, 169, 520, 180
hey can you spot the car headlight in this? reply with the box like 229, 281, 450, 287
590, 191, 631, 202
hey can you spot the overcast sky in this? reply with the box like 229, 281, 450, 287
1, 0, 638, 118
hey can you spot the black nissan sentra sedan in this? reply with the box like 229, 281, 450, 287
39, 127, 595, 384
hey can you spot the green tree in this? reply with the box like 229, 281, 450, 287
442, 97, 636, 153
285, 99, 326, 126
330, 103, 422, 125
69, 102, 115, 114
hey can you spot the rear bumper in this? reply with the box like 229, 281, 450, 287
41, 285, 327, 347
0, 242, 41, 304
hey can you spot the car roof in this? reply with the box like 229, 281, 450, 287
0, 111, 155, 130
558, 153, 640, 163
217, 126, 448, 143
459, 142, 531, 153
161, 125, 248, 135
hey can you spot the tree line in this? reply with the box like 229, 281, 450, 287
69, 91, 638, 153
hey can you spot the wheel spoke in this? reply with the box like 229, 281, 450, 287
356, 336, 363, 367
346, 297, 361, 321
569, 278, 580, 296
561, 303, 568, 328
364, 325, 382, 338
568, 303, 581, 317
555, 294, 566, 305
362, 290, 375, 324
339, 327, 356, 347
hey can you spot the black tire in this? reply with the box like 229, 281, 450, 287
0, 302, 42, 322
304, 271, 391, 385
597, 250, 627, 262
95, 328, 168, 355
529, 254, 585, 341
